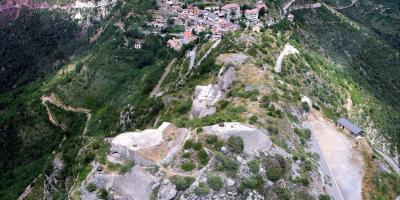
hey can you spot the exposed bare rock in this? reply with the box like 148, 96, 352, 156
202, 122, 272, 156
111, 122, 189, 166
190, 67, 235, 118
112, 165, 159, 200
157, 180, 177, 200
216, 53, 248, 67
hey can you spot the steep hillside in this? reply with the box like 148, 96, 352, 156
0, 0, 399, 199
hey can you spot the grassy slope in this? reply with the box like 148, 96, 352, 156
0, 0, 172, 198
292, 4, 400, 154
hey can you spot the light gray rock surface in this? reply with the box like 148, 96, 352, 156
202, 122, 272, 155
157, 180, 177, 200
190, 67, 235, 118
112, 165, 158, 200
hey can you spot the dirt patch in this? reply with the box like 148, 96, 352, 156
308, 111, 364, 200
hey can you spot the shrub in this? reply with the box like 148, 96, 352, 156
206, 135, 219, 144
239, 175, 264, 192
293, 176, 310, 186
83, 152, 95, 164
273, 187, 290, 200
174, 176, 195, 190
248, 160, 260, 174
302, 101, 310, 112
217, 100, 229, 111
182, 152, 191, 158
197, 149, 209, 165
193, 142, 203, 151
176, 99, 192, 114
319, 194, 331, 200
303, 160, 313, 171
227, 136, 244, 153
181, 162, 196, 171
184, 139, 194, 149
267, 126, 279, 134
120, 160, 134, 174
194, 182, 210, 196
207, 174, 223, 190
86, 183, 97, 192
265, 156, 287, 182
249, 115, 258, 124
294, 128, 311, 143
216, 153, 238, 176
97, 188, 108, 200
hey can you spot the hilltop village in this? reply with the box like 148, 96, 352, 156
149, 0, 283, 50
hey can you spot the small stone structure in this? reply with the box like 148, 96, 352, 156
111, 122, 189, 166
202, 122, 272, 155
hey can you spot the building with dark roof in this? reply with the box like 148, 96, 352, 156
337, 118, 363, 136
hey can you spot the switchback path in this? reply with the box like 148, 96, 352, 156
150, 58, 176, 97
41, 93, 91, 135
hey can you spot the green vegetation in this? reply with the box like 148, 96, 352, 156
97, 188, 108, 200
194, 182, 210, 196
294, 128, 311, 145
248, 160, 260, 174
273, 187, 291, 200
265, 156, 287, 182
119, 161, 135, 174
293, 176, 310, 186
86, 183, 97, 192
181, 162, 196, 171
215, 153, 238, 177
293, 5, 400, 151
174, 176, 195, 191
239, 175, 264, 193
319, 194, 331, 200
370, 171, 400, 200
197, 149, 209, 165
227, 136, 244, 154
206, 174, 222, 190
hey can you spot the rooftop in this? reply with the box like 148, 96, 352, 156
221, 3, 240, 10
337, 118, 363, 135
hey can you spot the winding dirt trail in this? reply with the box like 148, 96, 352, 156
41, 93, 91, 135
150, 58, 176, 97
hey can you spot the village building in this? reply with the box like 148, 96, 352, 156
287, 13, 295, 22
337, 118, 364, 136
221, 3, 241, 20
245, 8, 259, 21
167, 38, 182, 51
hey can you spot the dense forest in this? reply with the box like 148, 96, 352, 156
0, 8, 82, 92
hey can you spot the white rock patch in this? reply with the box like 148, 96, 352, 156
274, 43, 299, 73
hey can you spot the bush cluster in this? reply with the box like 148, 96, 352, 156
207, 174, 223, 190
227, 136, 244, 153
174, 176, 195, 191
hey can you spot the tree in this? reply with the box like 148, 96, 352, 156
167, 18, 175, 25
259, 7, 266, 17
